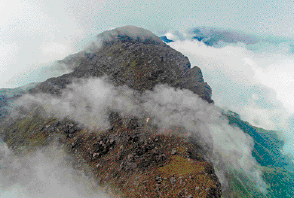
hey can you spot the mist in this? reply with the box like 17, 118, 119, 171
1, 0, 293, 87
1, 1, 294, 195
0, 140, 109, 198
13, 77, 141, 130
11, 76, 268, 193
141, 84, 267, 191
167, 37, 294, 159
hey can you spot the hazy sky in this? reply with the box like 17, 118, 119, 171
1, 0, 293, 88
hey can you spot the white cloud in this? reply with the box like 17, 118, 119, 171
141, 84, 267, 191
168, 40, 290, 127
1, 0, 293, 89
168, 38, 294, 160
0, 141, 109, 198
164, 32, 176, 40
40, 42, 70, 59
254, 58, 294, 113
13, 77, 267, 193
15, 77, 141, 130
0, 0, 84, 88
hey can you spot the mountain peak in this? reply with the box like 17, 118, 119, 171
96, 25, 165, 46
0, 26, 218, 197
30, 26, 213, 103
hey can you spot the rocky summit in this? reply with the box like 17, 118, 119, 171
1, 26, 221, 197
29, 25, 213, 103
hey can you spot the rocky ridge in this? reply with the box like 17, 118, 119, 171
29, 25, 213, 103
2, 108, 222, 197
1, 26, 221, 197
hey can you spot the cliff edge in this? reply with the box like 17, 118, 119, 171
30, 25, 213, 103
1, 26, 220, 197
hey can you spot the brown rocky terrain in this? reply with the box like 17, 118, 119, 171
1, 25, 221, 197
2, 108, 222, 197
29, 26, 213, 103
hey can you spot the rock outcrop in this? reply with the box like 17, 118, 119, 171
1, 26, 220, 197
29, 25, 213, 103
2, 107, 222, 197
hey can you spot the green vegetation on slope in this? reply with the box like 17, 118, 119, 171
223, 110, 294, 198
261, 166, 294, 198
1, 107, 222, 197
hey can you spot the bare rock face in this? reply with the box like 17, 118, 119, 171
179, 66, 213, 103
30, 25, 213, 103
2, 108, 222, 197
1, 26, 220, 197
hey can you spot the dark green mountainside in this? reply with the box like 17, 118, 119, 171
223, 110, 294, 198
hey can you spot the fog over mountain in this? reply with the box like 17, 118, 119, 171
1, 25, 293, 198
1, 1, 294, 197
0, 142, 109, 198
163, 29, 294, 160
1, 0, 293, 87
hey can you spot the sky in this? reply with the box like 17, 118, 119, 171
1, 0, 293, 88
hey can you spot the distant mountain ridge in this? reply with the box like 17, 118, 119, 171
158, 26, 260, 46
160, 26, 294, 52
159, 36, 174, 43
188, 26, 259, 46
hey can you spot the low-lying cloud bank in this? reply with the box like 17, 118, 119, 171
13, 77, 141, 131
11, 76, 268, 193
142, 85, 267, 191
167, 37, 294, 160
0, 140, 109, 198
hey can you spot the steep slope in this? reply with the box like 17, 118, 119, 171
1, 26, 221, 197
29, 26, 213, 103
223, 110, 294, 198
0, 83, 39, 119
1, 108, 221, 197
